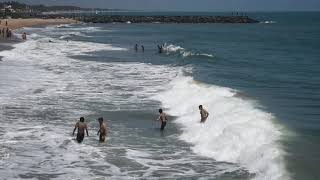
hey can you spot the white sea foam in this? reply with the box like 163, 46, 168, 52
59, 31, 88, 39
261, 20, 277, 24
20, 25, 111, 40
0, 32, 177, 114
162, 43, 214, 58
56, 24, 72, 28
0, 30, 187, 179
0, 25, 288, 179
152, 73, 289, 180
163, 44, 185, 52
125, 148, 241, 178
0, 123, 124, 179
63, 26, 111, 33
0, 37, 127, 62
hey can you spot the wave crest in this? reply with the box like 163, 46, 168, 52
162, 44, 214, 58
152, 72, 289, 180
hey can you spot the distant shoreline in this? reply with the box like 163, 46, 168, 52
0, 18, 77, 30
0, 18, 78, 43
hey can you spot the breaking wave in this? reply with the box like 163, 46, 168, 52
162, 44, 214, 58
152, 72, 289, 180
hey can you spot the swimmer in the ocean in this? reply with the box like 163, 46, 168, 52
97, 117, 107, 142
72, 117, 89, 143
199, 105, 209, 123
157, 109, 168, 130
157, 45, 162, 53
134, 44, 138, 51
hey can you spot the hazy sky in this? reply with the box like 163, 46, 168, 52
4, 0, 320, 11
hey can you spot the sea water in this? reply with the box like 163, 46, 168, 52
0, 12, 319, 180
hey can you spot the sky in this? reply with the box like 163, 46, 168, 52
3, 0, 320, 11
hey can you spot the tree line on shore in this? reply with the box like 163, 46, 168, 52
0, 1, 115, 18
1, 1, 81, 12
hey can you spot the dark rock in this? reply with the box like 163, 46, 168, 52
74, 15, 259, 24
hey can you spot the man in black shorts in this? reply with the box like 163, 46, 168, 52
158, 109, 168, 130
73, 117, 89, 143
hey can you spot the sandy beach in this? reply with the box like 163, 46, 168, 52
0, 18, 77, 30
0, 18, 77, 58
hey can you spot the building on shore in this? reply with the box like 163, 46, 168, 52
1, 5, 16, 13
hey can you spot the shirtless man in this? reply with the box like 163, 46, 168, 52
199, 105, 209, 123
73, 117, 89, 143
97, 117, 107, 142
157, 44, 164, 53
158, 109, 168, 130
134, 44, 138, 52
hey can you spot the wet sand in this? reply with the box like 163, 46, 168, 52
0, 18, 77, 57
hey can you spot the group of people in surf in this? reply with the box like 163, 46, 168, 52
134, 44, 144, 52
133, 44, 166, 53
157, 44, 165, 53
72, 105, 209, 143
72, 117, 107, 143
0, 20, 13, 39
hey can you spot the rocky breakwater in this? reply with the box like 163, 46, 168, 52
75, 15, 259, 23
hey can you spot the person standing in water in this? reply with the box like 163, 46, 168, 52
22, 32, 27, 40
134, 44, 138, 52
199, 105, 209, 123
157, 45, 163, 53
73, 117, 89, 143
97, 117, 107, 142
141, 45, 144, 52
157, 109, 168, 130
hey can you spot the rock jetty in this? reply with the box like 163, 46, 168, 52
74, 15, 259, 23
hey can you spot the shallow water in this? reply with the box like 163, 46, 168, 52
0, 12, 319, 180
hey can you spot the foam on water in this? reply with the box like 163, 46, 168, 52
0, 37, 127, 63
152, 73, 289, 180
0, 31, 175, 112
163, 43, 214, 58
59, 31, 88, 39
0, 121, 126, 179
20, 25, 111, 41
0, 24, 289, 179
260, 20, 277, 24
0, 31, 178, 178
56, 24, 73, 28
1, 27, 236, 179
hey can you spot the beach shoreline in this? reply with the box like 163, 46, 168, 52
0, 18, 77, 30
0, 18, 78, 57
0, 18, 78, 42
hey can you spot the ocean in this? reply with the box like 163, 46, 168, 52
0, 12, 319, 180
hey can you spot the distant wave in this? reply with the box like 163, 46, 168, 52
260, 20, 277, 24
66, 26, 113, 33
2, 32, 128, 60
59, 32, 89, 39
56, 24, 73, 28
162, 44, 214, 58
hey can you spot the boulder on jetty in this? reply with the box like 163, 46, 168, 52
75, 15, 259, 24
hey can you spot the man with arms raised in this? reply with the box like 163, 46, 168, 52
199, 105, 209, 123
73, 117, 89, 143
